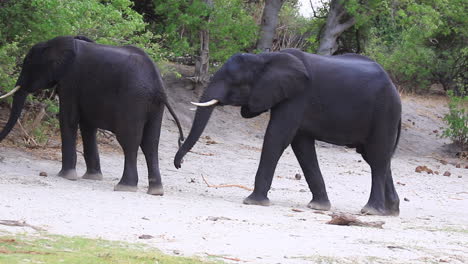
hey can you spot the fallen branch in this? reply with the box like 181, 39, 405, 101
189, 150, 214, 156
201, 174, 253, 191
0, 220, 45, 231
17, 120, 38, 147
0, 249, 52, 255
205, 253, 246, 262
27, 105, 46, 134
326, 213, 385, 229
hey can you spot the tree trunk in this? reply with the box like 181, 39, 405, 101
256, 0, 285, 52
317, 0, 355, 55
192, 0, 213, 89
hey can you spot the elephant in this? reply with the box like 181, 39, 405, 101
0, 35, 184, 195
174, 48, 402, 216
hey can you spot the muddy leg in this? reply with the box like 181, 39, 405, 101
243, 102, 302, 206
291, 134, 330, 210
57, 106, 78, 181
80, 122, 103, 180
141, 107, 164, 196
114, 126, 143, 192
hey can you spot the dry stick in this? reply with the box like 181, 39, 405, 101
17, 120, 38, 146
189, 150, 214, 156
28, 106, 46, 134
201, 174, 253, 191
0, 220, 45, 231
205, 253, 245, 262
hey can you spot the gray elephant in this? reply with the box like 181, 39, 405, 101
175, 49, 401, 216
0, 36, 184, 195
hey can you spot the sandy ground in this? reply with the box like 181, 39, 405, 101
0, 84, 467, 263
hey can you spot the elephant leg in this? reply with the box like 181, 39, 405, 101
384, 166, 400, 215
361, 147, 399, 216
291, 134, 331, 211
114, 125, 143, 192
57, 107, 78, 181
243, 103, 303, 206
79, 122, 103, 180
140, 107, 164, 196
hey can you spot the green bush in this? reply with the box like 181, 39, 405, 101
442, 91, 468, 150
153, 0, 257, 63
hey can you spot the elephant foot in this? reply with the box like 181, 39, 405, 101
307, 199, 331, 211
114, 184, 137, 192
58, 170, 78, 181
147, 185, 164, 196
361, 203, 399, 216
243, 193, 270, 206
82, 172, 103, 181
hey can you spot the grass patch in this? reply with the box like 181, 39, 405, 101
0, 233, 219, 264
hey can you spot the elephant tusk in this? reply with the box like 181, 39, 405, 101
0, 86, 21, 99
190, 99, 219, 107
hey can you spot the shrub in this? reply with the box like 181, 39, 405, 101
442, 91, 468, 150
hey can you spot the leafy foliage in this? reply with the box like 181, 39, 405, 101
152, 0, 257, 62
442, 91, 468, 150
352, 0, 467, 92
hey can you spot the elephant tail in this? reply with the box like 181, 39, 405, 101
164, 100, 185, 148
392, 118, 401, 156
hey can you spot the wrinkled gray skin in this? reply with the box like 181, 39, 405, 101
0, 36, 184, 195
175, 49, 401, 216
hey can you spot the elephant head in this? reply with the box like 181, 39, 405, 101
174, 52, 308, 168
0, 36, 86, 142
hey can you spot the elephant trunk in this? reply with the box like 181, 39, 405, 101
174, 105, 215, 168
0, 89, 28, 142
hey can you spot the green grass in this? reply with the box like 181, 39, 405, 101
0, 233, 219, 264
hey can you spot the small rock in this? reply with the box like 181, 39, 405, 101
465, 165, 468, 169
458, 175, 462, 178
358, 160, 362, 163
141, 217, 150, 221
404, 198, 410, 202
397, 181, 406, 186
299, 189, 307, 193
415, 165, 433, 174
39, 172, 48, 177
292, 208, 304, 212
433, 130, 438, 133
455, 164, 461, 168
443, 171, 451, 177
173, 250, 181, 255
439, 160, 448, 165
138, 234, 153, 239
294, 173, 302, 180
434, 171, 439, 175
189, 178, 196, 183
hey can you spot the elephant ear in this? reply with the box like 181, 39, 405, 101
248, 53, 309, 113
45, 36, 77, 82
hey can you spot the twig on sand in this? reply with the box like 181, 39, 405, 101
205, 253, 246, 262
449, 191, 468, 200
326, 213, 385, 229
201, 174, 253, 191
0, 220, 45, 231
189, 150, 214, 156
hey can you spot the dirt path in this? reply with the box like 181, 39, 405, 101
0, 93, 467, 263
